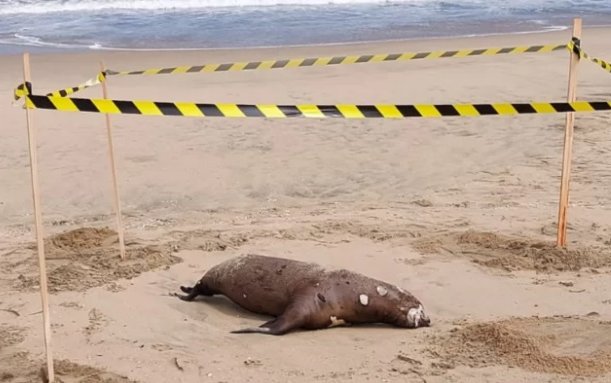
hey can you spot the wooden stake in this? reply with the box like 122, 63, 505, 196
100, 62, 126, 260
557, 17, 582, 247
22, 53, 55, 382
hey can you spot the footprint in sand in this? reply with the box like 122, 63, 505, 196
84, 308, 108, 341
59, 301, 83, 309
152, 343, 173, 352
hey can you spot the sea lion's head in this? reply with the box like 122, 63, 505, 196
406, 304, 430, 328
394, 287, 431, 328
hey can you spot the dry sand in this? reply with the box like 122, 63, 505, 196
1, 26, 611, 382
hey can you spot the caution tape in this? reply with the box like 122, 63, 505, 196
14, 82, 31, 100
14, 39, 608, 105
105, 43, 567, 76
24, 94, 611, 118
569, 38, 611, 74
46, 72, 106, 97
11, 42, 572, 101
13, 73, 105, 101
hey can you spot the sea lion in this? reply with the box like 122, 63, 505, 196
177, 254, 430, 335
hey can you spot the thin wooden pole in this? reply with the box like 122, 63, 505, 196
557, 17, 582, 247
100, 62, 126, 260
22, 53, 55, 382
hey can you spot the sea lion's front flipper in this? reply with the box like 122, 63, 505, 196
229, 318, 278, 334
230, 326, 274, 334
259, 319, 277, 328
231, 307, 304, 335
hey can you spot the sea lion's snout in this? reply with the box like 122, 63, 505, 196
407, 304, 430, 328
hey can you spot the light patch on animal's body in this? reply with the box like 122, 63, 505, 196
243, 293, 247, 299
328, 315, 347, 328
376, 286, 388, 296
407, 304, 427, 328
359, 294, 369, 306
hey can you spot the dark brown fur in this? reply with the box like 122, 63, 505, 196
177, 254, 430, 335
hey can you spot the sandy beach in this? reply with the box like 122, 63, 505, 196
1, 27, 611, 382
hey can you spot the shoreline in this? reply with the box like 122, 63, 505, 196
4, 23, 611, 58
4, 26, 609, 97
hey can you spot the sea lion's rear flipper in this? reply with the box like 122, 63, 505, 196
180, 286, 194, 294
177, 287, 199, 301
177, 280, 216, 301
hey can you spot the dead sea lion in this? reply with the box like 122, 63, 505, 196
177, 254, 430, 335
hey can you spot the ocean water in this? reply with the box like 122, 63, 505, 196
0, 0, 610, 54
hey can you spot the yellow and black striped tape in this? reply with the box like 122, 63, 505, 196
12, 42, 571, 101
25, 94, 611, 118
14, 82, 31, 100
106, 43, 567, 76
46, 72, 106, 97
15, 40, 606, 105
569, 38, 611, 73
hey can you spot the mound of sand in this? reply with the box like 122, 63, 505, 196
0, 326, 132, 382
0, 353, 135, 383
52, 359, 135, 383
414, 230, 611, 272
46, 228, 117, 255
432, 317, 611, 376
15, 227, 181, 293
